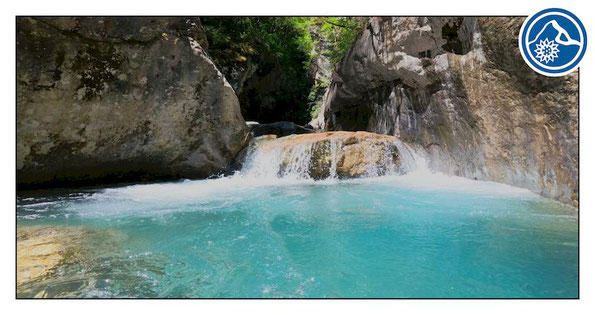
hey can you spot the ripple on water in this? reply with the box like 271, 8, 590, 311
16, 175, 578, 298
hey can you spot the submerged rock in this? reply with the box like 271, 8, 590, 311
17, 17, 250, 188
243, 131, 400, 179
16, 225, 123, 294
319, 17, 578, 206
17, 225, 170, 298
17, 227, 65, 287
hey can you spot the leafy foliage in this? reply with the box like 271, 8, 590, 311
303, 17, 367, 120
306, 17, 368, 66
200, 17, 367, 124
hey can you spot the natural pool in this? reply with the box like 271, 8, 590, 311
16, 172, 578, 298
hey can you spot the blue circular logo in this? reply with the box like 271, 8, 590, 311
519, 8, 587, 77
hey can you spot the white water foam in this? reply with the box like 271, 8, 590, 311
85, 137, 536, 207
368, 140, 535, 198
241, 140, 315, 180
241, 135, 402, 180
15, 135, 540, 220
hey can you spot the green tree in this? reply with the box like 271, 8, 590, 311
200, 17, 367, 124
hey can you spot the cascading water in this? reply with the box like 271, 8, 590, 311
328, 139, 338, 178
239, 132, 424, 181
392, 140, 431, 174
240, 137, 319, 180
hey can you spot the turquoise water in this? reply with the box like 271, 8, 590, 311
17, 174, 578, 298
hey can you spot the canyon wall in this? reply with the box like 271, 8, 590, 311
17, 17, 250, 187
319, 17, 578, 206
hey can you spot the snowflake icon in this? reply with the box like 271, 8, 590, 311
534, 38, 560, 64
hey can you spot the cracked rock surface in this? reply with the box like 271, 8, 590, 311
17, 17, 250, 188
319, 17, 578, 206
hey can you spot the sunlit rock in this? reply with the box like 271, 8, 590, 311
243, 131, 400, 179
17, 225, 123, 296
318, 17, 578, 206
17, 17, 250, 188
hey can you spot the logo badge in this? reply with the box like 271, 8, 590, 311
519, 8, 587, 77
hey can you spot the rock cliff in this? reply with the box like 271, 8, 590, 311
17, 17, 250, 188
319, 17, 578, 206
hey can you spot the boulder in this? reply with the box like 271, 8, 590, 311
17, 17, 250, 188
248, 121, 315, 137
246, 131, 400, 179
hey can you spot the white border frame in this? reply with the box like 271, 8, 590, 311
3, 1, 594, 314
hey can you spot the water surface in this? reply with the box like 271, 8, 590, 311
17, 174, 578, 298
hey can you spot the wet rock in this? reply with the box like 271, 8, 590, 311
16, 225, 169, 298
17, 17, 250, 188
17, 227, 64, 287
16, 225, 123, 292
248, 121, 315, 138
319, 17, 578, 206
246, 131, 400, 179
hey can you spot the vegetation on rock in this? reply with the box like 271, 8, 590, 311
200, 17, 367, 124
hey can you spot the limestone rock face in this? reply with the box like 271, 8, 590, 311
319, 17, 578, 206
245, 131, 400, 179
17, 17, 250, 187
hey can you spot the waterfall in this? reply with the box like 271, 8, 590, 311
328, 139, 338, 179
241, 138, 316, 180
241, 136, 345, 180
239, 133, 430, 180
392, 140, 431, 174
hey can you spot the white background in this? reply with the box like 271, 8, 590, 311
1, 0, 593, 313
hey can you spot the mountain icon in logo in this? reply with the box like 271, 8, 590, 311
519, 8, 587, 76
528, 20, 582, 47
527, 20, 582, 65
